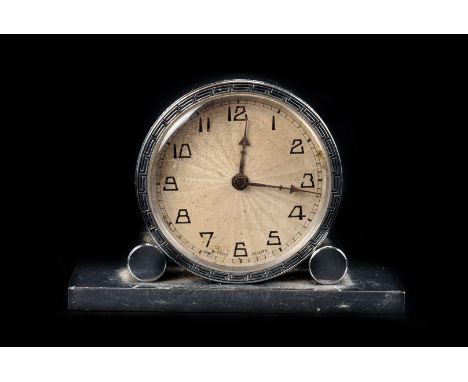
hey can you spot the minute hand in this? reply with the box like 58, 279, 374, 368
247, 182, 321, 195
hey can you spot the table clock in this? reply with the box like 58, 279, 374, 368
68, 79, 405, 315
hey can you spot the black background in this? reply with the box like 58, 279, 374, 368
3, 35, 465, 346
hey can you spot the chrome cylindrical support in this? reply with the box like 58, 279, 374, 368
127, 239, 166, 282
309, 245, 348, 285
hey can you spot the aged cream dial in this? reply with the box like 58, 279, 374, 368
137, 80, 342, 283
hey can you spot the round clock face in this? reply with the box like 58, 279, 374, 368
137, 80, 342, 283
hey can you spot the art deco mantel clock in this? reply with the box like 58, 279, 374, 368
135, 79, 342, 283
68, 79, 405, 315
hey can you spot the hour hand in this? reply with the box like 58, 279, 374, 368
247, 182, 320, 195
238, 120, 249, 174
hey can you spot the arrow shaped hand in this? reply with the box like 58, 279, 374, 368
238, 120, 249, 174
247, 182, 320, 195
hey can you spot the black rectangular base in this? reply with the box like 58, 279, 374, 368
68, 262, 405, 315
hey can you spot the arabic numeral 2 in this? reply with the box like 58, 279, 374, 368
290, 139, 304, 154
228, 106, 248, 121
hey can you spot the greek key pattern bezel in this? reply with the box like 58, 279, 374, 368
136, 79, 343, 283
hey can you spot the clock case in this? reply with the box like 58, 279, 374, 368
135, 79, 343, 283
